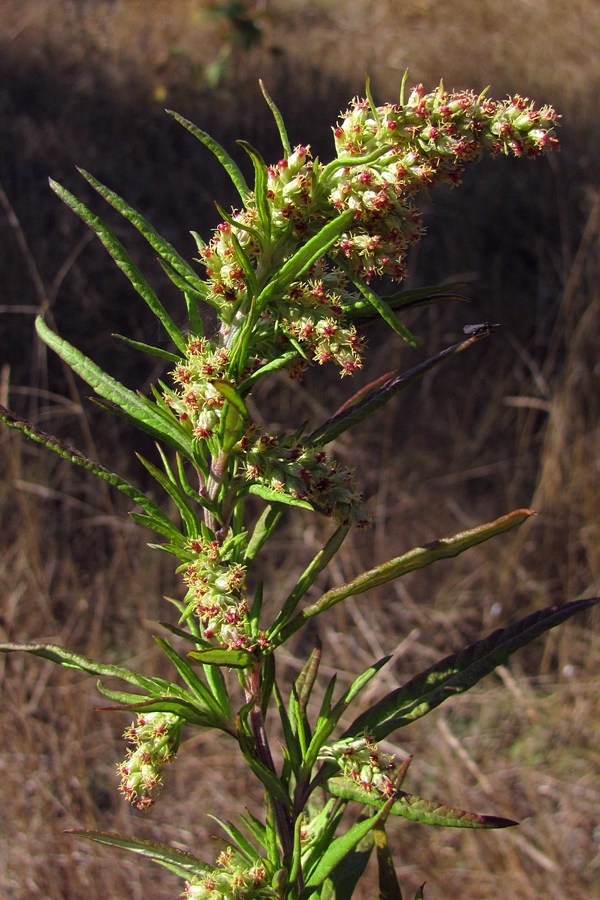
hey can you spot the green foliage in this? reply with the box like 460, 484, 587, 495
1, 78, 593, 898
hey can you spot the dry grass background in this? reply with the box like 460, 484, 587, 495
1, 1, 599, 897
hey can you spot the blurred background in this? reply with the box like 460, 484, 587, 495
1, 1, 599, 897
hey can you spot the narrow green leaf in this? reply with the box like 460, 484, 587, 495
278, 510, 534, 642
203, 662, 233, 720
207, 815, 262, 863
156, 257, 213, 307
238, 140, 271, 238
66, 830, 207, 880
306, 328, 496, 447
49, 179, 186, 352
167, 110, 250, 201
256, 209, 355, 311
344, 596, 599, 741
77, 168, 208, 293
188, 647, 255, 668
212, 380, 249, 420
95, 694, 212, 726
239, 748, 291, 809
259, 80, 292, 156
323, 780, 518, 828
365, 75, 382, 130
294, 642, 322, 714
275, 682, 304, 773
304, 657, 390, 773
345, 281, 468, 322
245, 505, 284, 565
35, 318, 193, 457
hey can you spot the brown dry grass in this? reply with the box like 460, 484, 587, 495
1, 1, 600, 898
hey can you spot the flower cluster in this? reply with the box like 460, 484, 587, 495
278, 263, 364, 374
241, 429, 369, 527
182, 536, 263, 649
266, 144, 319, 231
117, 711, 183, 810
183, 847, 276, 899
321, 735, 399, 798
199, 216, 260, 326
327, 84, 559, 281
169, 336, 231, 440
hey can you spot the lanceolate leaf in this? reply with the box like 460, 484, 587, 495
260, 79, 292, 157
49, 179, 187, 353
35, 317, 193, 457
77, 168, 208, 295
343, 596, 599, 741
66, 830, 208, 880
276, 510, 534, 642
323, 780, 518, 828
167, 110, 250, 202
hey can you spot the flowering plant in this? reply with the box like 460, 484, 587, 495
1, 78, 595, 898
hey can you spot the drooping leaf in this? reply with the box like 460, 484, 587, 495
345, 281, 468, 322
0, 404, 181, 543
0, 643, 188, 700
344, 596, 599, 741
306, 327, 497, 447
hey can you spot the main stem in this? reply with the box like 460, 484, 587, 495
246, 666, 296, 876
